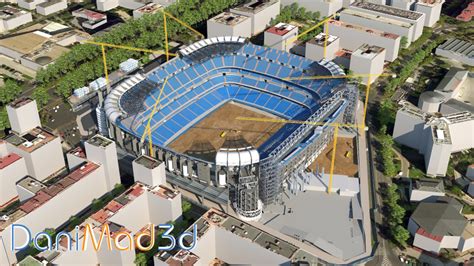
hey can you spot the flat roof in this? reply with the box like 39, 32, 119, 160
68, 146, 86, 159
191, 209, 299, 259
308, 32, 339, 46
134, 155, 161, 169
266, 23, 297, 36
0, 153, 22, 170
416, 0, 443, 6
5, 127, 58, 154
232, 0, 279, 14
352, 44, 385, 58
341, 8, 412, 29
37, 0, 65, 8
8, 97, 35, 109
351, 1, 424, 20
16, 176, 45, 195
19, 162, 99, 214
134, 3, 163, 14
86, 134, 113, 148
0, 5, 28, 20
210, 12, 249, 26
328, 19, 400, 40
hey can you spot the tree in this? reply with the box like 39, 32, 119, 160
0, 107, 10, 131
0, 79, 23, 104
388, 204, 406, 227
134, 253, 147, 266
182, 200, 192, 213
400, 36, 408, 51
392, 225, 409, 247
91, 198, 103, 212
31, 87, 50, 108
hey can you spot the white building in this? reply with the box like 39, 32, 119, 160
264, 23, 298, 52
0, 146, 28, 208
409, 178, 445, 202
0, 161, 111, 265
305, 32, 340, 61
51, 182, 182, 265
391, 0, 416, 10
339, 8, 414, 46
36, 0, 68, 16
0, 6, 33, 33
415, 0, 444, 27
349, 44, 386, 84
418, 68, 473, 114
348, 2, 425, 42
436, 39, 474, 67
97, 0, 173, 11
15, 176, 45, 202
326, 19, 400, 62
155, 209, 301, 265
393, 101, 474, 176
408, 197, 474, 254
280, 0, 343, 17
84, 135, 121, 191
17, 0, 45, 10
72, 8, 107, 30
132, 2, 162, 19
4, 98, 65, 181
132, 155, 166, 187
207, 12, 252, 38
230, 0, 280, 35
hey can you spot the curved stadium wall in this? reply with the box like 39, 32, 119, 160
104, 36, 358, 208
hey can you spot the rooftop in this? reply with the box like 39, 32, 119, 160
308, 32, 339, 46
0, 5, 28, 20
37, 0, 65, 8
412, 178, 445, 193
68, 146, 86, 159
134, 3, 163, 14
86, 134, 113, 148
4, 127, 57, 153
266, 23, 297, 36
8, 98, 34, 109
134, 155, 161, 169
328, 19, 400, 40
165, 250, 200, 266
352, 44, 385, 59
189, 209, 299, 260
341, 8, 412, 29
0, 153, 22, 170
210, 12, 249, 26
232, 0, 279, 14
411, 197, 466, 236
19, 162, 99, 214
416, 0, 444, 6
72, 8, 106, 21
437, 38, 474, 59
351, 1, 424, 20
16, 176, 45, 195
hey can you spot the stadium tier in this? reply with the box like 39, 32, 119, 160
104, 36, 357, 212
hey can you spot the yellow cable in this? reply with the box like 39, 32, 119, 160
85, 41, 176, 56
323, 21, 329, 59
163, 12, 169, 62
328, 125, 339, 194
161, 10, 204, 39
363, 74, 372, 127
140, 77, 169, 143
284, 73, 391, 81
101, 45, 109, 84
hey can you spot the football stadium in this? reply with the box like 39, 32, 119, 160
103, 36, 358, 221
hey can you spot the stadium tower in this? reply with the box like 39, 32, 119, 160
215, 134, 262, 221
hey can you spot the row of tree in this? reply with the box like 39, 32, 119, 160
378, 126, 398, 177
36, 0, 245, 99
383, 184, 410, 247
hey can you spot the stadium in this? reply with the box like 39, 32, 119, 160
103, 36, 358, 221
